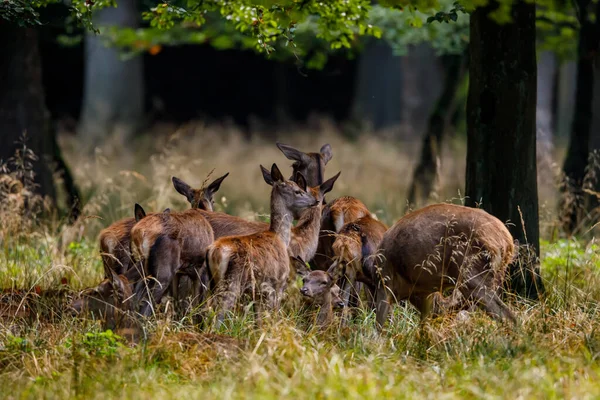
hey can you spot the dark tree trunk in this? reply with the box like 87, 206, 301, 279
0, 25, 80, 220
78, 0, 143, 150
465, 0, 544, 299
560, 0, 600, 234
407, 52, 466, 209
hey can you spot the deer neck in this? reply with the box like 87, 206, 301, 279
293, 204, 321, 258
316, 297, 333, 327
269, 193, 294, 247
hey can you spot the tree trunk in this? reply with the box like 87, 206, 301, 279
400, 44, 442, 138
406, 53, 466, 209
0, 26, 54, 199
351, 38, 403, 131
556, 61, 577, 139
0, 24, 80, 220
465, 0, 544, 299
560, 0, 600, 234
78, 0, 144, 150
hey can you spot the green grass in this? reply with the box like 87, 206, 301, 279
1, 129, 598, 399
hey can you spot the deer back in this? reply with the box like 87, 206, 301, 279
378, 204, 514, 298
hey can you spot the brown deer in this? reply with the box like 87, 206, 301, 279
274, 142, 373, 270
292, 256, 345, 328
130, 205, 215, 317
70, 267, 136, 330
374, 204, 517, 328
331, 215, 388, 309
260, 165, 341, 262
99, 173, 228, 276
206, 164, 318, 326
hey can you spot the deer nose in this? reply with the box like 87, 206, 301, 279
300, 287, 309, 296
335, 301, 345, 309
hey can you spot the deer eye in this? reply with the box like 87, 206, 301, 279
294, 190, 303, 195
320, 281, 328, 286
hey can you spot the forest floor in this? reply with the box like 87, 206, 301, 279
1, 126, 597, 399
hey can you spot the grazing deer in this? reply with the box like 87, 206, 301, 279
260, 166, 341, 262
292, 256, 345, 328
99, 173, 228, 276
274, 142, 374, 270
206, 164, 318, 326
331, 215, 388, 309
130, 205, 215, 317
374, 204, 517, 328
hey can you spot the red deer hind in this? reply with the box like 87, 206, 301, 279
98, 173, 228, 277
375, 204, 517, 328
206, 164, 318, 326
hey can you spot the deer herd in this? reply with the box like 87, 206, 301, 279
70, 142, 518, 335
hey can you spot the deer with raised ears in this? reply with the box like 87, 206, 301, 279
98, 172, 227, 278
98, 204, 151, 277
374, 203, 517, 329
275, 142, 373, 270
130, 202, 215, 317
206, 164, 318, 327
260, 166, 341, 262
330, 215, 388, 309
292, 256, 345, 328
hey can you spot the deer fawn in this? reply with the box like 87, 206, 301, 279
206, 164, 318, 326
275, 142, 374, 271
292, 256, 345, 328
130, 204, 215, 317
375, 204, 517, 328
98, 173, 228, 277
331, 215, 388, 309
70, 266, 136, 330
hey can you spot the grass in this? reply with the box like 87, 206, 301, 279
1, 125, 599, 399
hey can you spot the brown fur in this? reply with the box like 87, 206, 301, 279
70, 268, 137, 331
206, 164, 318, 326
374, 204, 516, 327
99, 173, 227, 278
293, 256, 344, 328
331, 215, 388, 308
130, 208, 215, 316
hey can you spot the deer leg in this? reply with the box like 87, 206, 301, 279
215, 277, 241, 329
138, 238, 180, 317
458, 256, 516, 324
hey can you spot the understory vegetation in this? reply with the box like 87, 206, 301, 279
1, 125, 598, 399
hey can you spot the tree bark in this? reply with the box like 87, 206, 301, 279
561, 0, 600, 234
0, 26, 55, 199
406, 53, 466, 209
78, 0, 144, 150
0, 24, 80, 220
465, 0, 544, 299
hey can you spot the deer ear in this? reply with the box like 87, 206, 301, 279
108, 268, 125, 294
260, 165, 274, 186
270, 163, 285, 183
320, 171, 340, 196
172, 177, 194, 203
206, 173, 229, 199
295, 172, 308, 192
134, 203, 146, 222
326, 260, 343, 285
291, 256, 310, 277
320, 144, 333, 164
276, 143, 309, 163
163, 208, 171, 213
